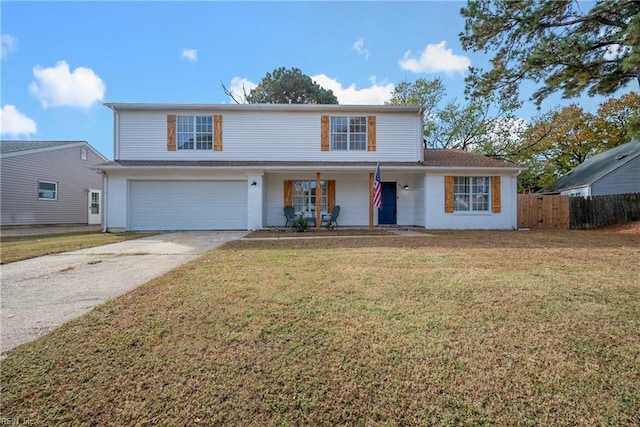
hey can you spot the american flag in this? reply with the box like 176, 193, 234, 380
373, 162, 382, 210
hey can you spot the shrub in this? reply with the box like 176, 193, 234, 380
293, 216, 308, 232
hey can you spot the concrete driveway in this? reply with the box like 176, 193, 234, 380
0, 231, 246, 356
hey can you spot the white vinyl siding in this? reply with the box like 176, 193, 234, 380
128, 180, 247, 231
116, 111, 422, 162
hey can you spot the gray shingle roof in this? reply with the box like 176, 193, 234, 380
95, 150, 521, 170
545, 141, 640, 192
0, 140, 86, 154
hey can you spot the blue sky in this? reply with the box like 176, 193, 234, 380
0, 1, 627, 160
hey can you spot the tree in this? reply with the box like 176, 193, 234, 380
386, 78, 523, 152
460, 0, 640, 106
386, 78, 446, 142
243, 67, 338, 104
592, 92, 640, 143
511, 93, 640, 191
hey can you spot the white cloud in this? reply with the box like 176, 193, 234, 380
352, 37, 370, 60
312, 74, 394, 105
28, 61, 105, 109
603, 43, 631, 61
226, 77, 258, 103
180, 48, 198, 62
1, 34, 17, 59
399, 41, 471, 74
0, 105, 37, 137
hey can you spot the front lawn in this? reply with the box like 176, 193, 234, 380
1, 228, 638, 425
0, 232, 154, 264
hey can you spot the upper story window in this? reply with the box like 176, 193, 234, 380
177, 116, 213, 150
38, 180, 58, 200
330, 116, 367, 151
454, 176, 490, 212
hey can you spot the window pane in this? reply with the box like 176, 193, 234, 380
177, 115, 213, 150
38, 181, 57, 199
292, 180, 328, 213
350, 133, 366, 150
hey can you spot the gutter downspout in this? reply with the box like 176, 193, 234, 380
100, 170, 108, 233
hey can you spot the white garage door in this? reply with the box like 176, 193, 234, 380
129, 180, 247, 231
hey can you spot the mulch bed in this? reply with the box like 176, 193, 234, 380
245, 227, 412, 238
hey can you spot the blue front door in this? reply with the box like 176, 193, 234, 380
378, 182, 397, 225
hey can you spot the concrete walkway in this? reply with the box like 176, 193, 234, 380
0, 231, 246, 356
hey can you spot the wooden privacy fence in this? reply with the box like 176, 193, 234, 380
570, 193, 640, 229
518, 194, 570, 229
518, 193, 640, 229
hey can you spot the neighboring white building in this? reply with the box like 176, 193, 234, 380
545, 141, 640, 197
1, 141, 106, 227
96, 103, 522, 231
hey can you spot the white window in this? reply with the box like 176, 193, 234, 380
177, 116, 213, 150
292, 180, 327, 214
81, 147, 87, 160
38, 181, 58, 200
330, 116, 367, 150
454, 177, 490, 212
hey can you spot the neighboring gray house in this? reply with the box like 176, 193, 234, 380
1, 141, 107, 226
545, 141, 640, 197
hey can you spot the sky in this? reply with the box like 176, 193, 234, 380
0, 1, 630, 160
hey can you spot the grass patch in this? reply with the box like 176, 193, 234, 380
1, 228, 639, 425
0, 232, 155, 264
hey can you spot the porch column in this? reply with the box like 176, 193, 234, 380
247, 174, 263, 230
316, 172, 321, 228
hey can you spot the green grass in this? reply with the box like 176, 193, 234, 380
0, 232, 155, 264
1, 229, 639, 426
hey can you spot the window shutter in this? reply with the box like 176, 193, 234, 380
367, 116, 376, 151
321, 115, 330, 151
214, 115, 223, 151
167, 115, 176, 151
492, 176, 501, 213
328, 180, 336, 211
444, 176, 454, 213
284, 180, 293, 206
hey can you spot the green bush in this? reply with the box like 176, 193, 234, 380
293, 216, 308, 232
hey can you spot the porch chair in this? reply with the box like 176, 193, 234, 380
283, 205, 296, 227
321, 205, 341, 228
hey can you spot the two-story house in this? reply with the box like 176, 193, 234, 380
96, 103, 521, 231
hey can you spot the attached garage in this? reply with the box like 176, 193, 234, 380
128, 180, 247, 231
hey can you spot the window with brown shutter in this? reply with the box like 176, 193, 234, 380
444, 176, 455, 213
167, 115, 176, 151
321, 116, 330, 151
367, 115, 376, 151
284, 180, 293, 206
327, 180, 336, 211
492, 176, 501, 213
214, 115, 223, 151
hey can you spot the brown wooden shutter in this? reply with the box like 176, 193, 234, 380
327, 180, 336, 211
321, 115, 330, 151
367, 116, 376, 151
444, 176, 455, 213
167, 115, 176, 151
214, 115, 223, 151
492, 176, 501, 213
284, 180, 293, 206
